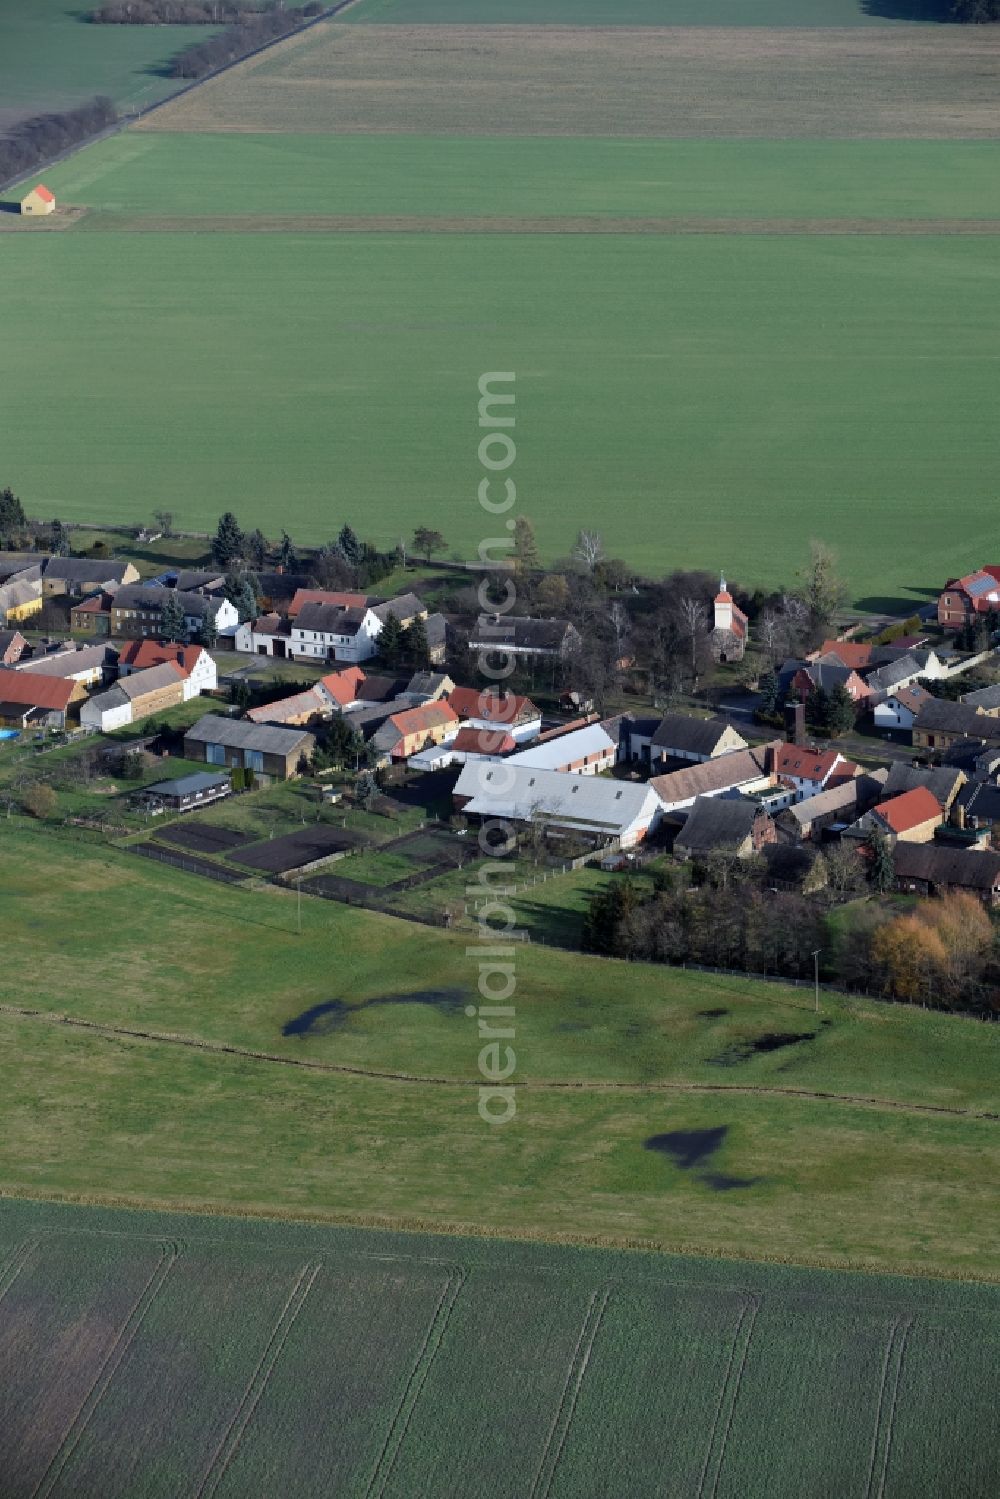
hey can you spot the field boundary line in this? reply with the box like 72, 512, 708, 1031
866, 1315, 914, 1499
0, 1004, 995, 1123
32, 1238, 180, 1499
194, 1260, 322, 1499
697, 1294, 760, 1499
529, 1284, 613, 1499
364, 1263, 466, 1499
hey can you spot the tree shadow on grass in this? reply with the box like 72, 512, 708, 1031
861, 0, 953, 16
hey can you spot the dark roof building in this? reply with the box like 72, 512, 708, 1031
674, 794, 775, 859
469, 614, 581, 658
650, 713, 747, 763
183, 714, 315, 779
893, 843, 1000, 904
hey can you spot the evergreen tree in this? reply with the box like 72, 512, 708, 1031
757, 667, 779, 717
336, 524, 363, 568
230, 678, 252, 711
378, 610, 404, 667
277, 530, 296, 571
196, 615, 217, 649
826, 683, 857, 737
159, 591, 187, 642
807, 685, 830, 733
867, 825, 896, 895
0, 486, 27, 545
49, 518, 70, 557
246, 528, 268, 569
405, 615, 430, 669
211, 511, 245, 569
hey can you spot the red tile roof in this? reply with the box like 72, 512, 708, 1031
452, 726, 516, 755
288, 588, 367, 618
775, 746, 842, 782
117, 640, 204, 676
388, 701, 458, 736
447, 687, 538, 725
0, 671, 75, 710
319, 666, 366, 706
812, 639, 873, 670
33, 185, 54, 203
875, 786, 942, 835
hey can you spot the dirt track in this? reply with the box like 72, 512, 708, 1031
139, 23, 1000, 139
72, 212, 1000, 236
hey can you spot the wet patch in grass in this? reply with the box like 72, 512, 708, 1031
283, 988, 467, 1038
707, 1030, 817, 1068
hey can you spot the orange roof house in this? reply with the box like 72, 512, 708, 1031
0, 670, 76, 725
872, 786, 943, 841
20, 184, 55, 217
288, 588, 367, 618
447, 687, 540, 729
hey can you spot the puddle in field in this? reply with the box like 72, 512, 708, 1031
707, 1030, 817, 1067
283, 989, 467, 1038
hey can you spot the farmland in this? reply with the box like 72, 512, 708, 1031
0, 0, 219, 130
340, 0, 948, 22
2, 226, 999, 602
141, 22, 1000, 139
0, 1197, 997, 1497
1, 819, 999, 1277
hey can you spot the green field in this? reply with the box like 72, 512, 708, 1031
0, 1198, 996, 1499
0, 0, 219, 129
3, 223, 997, 602
2, 820, 998, 1276
339, 0, 948, 24
39, 132, 1000, 221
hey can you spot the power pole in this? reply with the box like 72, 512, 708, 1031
297, 876, 302, 937
812, 948, 821, 1015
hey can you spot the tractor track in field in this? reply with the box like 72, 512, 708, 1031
62, 212, 1000, 236
1, 1003, 996, 1124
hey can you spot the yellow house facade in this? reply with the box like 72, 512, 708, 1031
0, 581, 43, 626
20, 185, 55, 216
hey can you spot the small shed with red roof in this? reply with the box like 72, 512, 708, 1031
20, 184, 55, 217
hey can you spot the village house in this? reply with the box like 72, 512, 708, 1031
953, 781, 1000, 833
372, 593, 427, 629
774, 776, 880, 845
708, 576, 748, 663
12, 642, 116, 690
806, 639, 874, 671
863, 650, 948, 706
41, 557, 139, 598
911, 699, 1000, 753
290, 602, 384, 664
0, 671, 79, 730
649, 742, 780, 815
846, 786, 943, 847
399, 671, 455, 706
893, 843, 1000, 906
110, 585, 237, 641
70, 592, 115, 635
20, 184, 55, 216
790, 660, 870, 704
453, 761, 661, 849
872, 684, 934, 733
0, 578, 43, 628
647, 714, 748, 770
183, 715, 314, 780
937, 568, 1000, 629
116, 641, 218, 697
674, 795, 776, 861
960, 684, 1000, 715
80, 661, 187, 733
371, 700, 460, 764
234, 612, 293, 658
247, 686, 330, 728
881, 762, 966, 813
773, 745, 855, 801
469, 614, 582, 664
0, 629, 27, 665
447, 687, 542, 742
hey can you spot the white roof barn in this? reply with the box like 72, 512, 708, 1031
453, 761, 660, 847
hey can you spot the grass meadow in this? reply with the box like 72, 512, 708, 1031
0, 1200, 997, 1498
3, 224, 999, 602
2, 820, 999, 1276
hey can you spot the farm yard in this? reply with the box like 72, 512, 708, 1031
0, 1198, 998, 1498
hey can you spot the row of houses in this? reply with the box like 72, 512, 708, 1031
0, 640, 218, 732
234, 588, 445, 665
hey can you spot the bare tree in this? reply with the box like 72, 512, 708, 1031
678, 596, 708, 687
571, 529, 604, 574
780, 593, 810, 656
757, 610, 782, 666
608, 599, 631, 659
